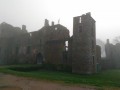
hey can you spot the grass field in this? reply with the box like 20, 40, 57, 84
0, 65, 120, 89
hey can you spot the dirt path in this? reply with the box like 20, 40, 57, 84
0, 73, 96, 90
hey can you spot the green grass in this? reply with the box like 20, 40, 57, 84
0, 65, 120, 88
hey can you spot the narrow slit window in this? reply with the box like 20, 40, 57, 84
65, 41, 68, 51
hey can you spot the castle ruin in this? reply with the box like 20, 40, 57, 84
0, 13, 101, 74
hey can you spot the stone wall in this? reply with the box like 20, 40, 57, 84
45, 40, 65, 65
0, 22, 27, 38
0, 21, 70, 65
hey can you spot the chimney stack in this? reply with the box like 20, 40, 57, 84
86, 12, 91, 16
107, 39, 109, 44
22, 25, 26, 30
51, 21, 54, 26
44, 19, 49, 26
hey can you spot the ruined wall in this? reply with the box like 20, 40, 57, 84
45, 40, 65, 65
72, 13, 96, 74
42, 22, 69, 65
0, 20, 70, 65
42, 24, 69, 41
30, 30, 45, 62
105, 39, 120, 69
9, 33, 34, 64
67, 37, 73, 66
30, 23, 70, 61
105, 39, 114, 61
96, 45, 101, 71
0, 14, 99, 74
96, 45, 101, 64
0, 22, 27, 38
0, 22, 32, 65
0, 38, 13, 64
105, 39, 115, 69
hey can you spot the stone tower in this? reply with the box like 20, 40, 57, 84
72, 12, 96, 74
44, 19, 49, 26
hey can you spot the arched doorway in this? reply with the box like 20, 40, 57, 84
36, 52, 43, 64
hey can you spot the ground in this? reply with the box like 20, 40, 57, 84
0, 73, 95, 90
0, 65, 120, 90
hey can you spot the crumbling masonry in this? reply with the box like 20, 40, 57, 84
0, 13, 101, 74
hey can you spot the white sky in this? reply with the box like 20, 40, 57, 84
0, 0, 120, 42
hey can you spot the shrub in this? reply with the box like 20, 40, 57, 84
8, 65, 43, 72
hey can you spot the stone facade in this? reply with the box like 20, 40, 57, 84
0, 13, 100, 74
0, 21, 69, 65
0, 22, 28, 64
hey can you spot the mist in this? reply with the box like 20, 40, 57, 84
0, 0, 120, 42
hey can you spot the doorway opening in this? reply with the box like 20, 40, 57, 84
36, 52, 43, 64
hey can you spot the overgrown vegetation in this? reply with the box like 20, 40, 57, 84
0, 65, 120, 88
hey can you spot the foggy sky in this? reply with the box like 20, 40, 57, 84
0, 0, 120, 43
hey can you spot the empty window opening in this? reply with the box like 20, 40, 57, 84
65, 41, 68, 51
36, 53, 43, 64
65, 41, 68, 47
29, 33, 32, 37
26, 46, 31, 54
65, 47, 68, 51
79, 17, 82, 23
55, 27, 58, 30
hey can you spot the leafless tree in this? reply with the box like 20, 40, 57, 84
113, 36, 120, 44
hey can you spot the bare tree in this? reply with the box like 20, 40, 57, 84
113, 36, 120, 44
